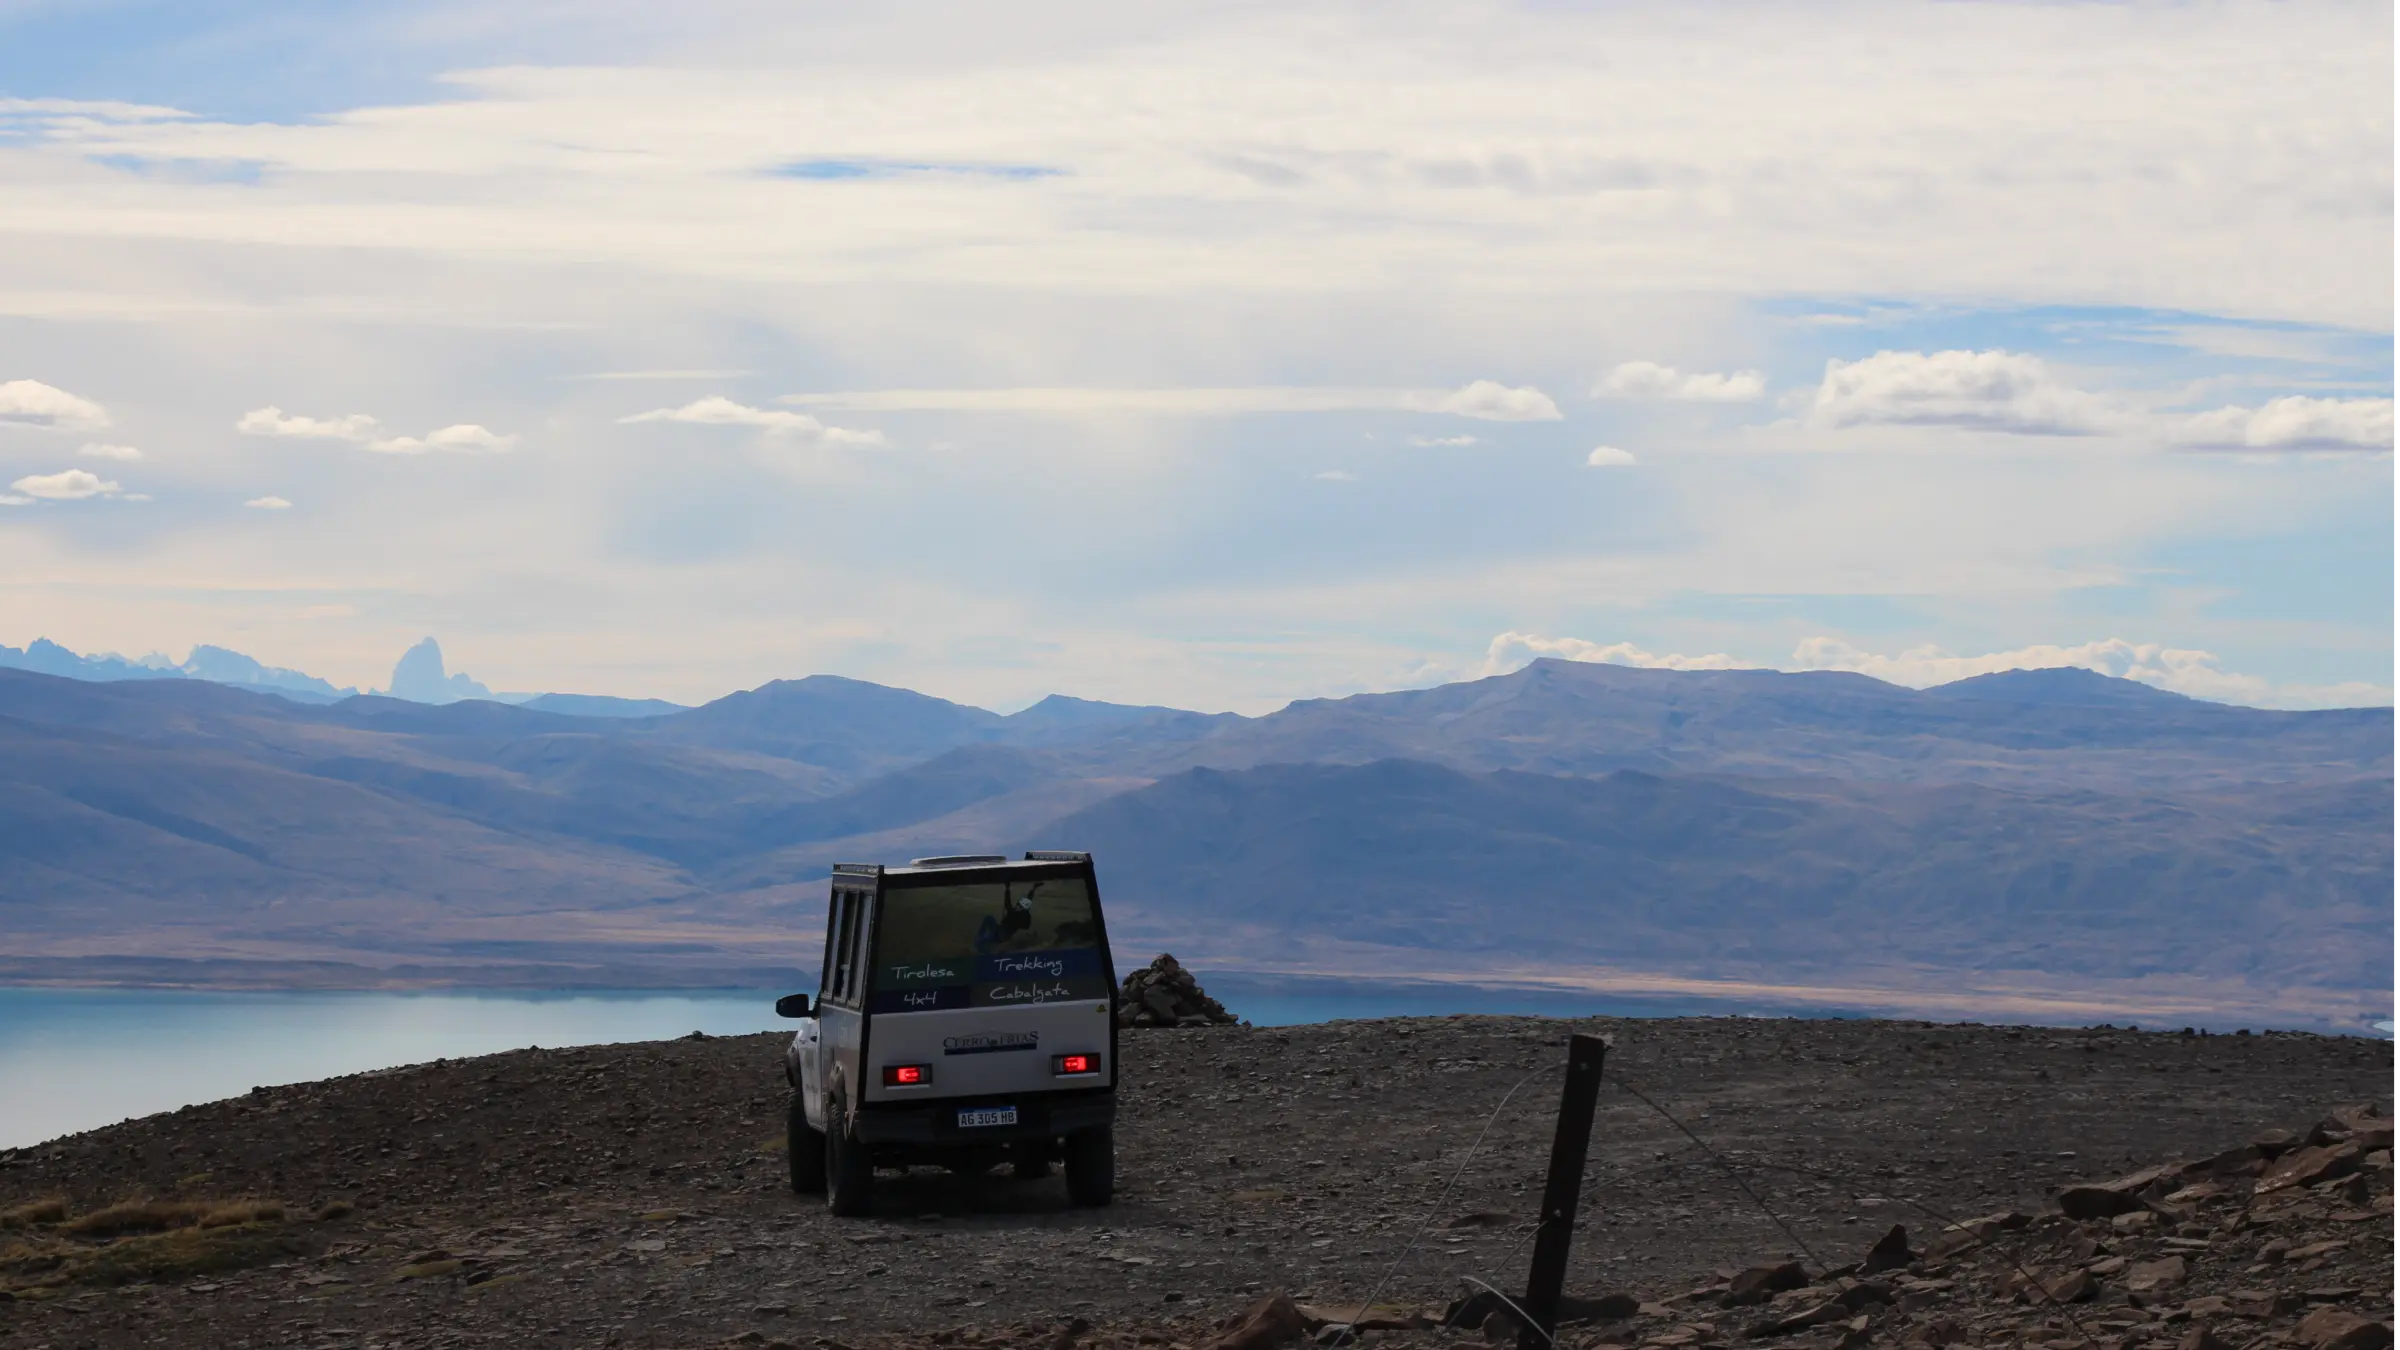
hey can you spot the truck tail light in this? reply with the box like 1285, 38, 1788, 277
883, 1064, 930, 1087
1053, 1053, 1100, 1076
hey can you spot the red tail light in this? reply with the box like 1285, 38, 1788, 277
1053, 1053, 1100, 1076
883, 1064, 930, 1087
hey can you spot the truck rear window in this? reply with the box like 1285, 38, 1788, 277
869, 877, 1108, 1014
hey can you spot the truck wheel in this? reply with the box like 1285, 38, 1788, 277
1009, 1140, 1051, 1180
1063, 1126, 1113, 1207
826, 1097, 874, 1217
788, 1094, 826, 1194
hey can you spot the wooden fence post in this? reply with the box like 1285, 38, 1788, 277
1519, 1032, 1608, 1350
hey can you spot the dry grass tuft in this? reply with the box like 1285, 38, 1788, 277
198, 1200, 283, 1229
1, 1197, 309, 1295
312, 1200, 353, 1222
62, 1200, 214, 1238
0, 1198, 68, 1229
48, 1224, 312, 1289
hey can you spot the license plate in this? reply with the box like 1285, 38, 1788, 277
957, 1107, 1018, 1129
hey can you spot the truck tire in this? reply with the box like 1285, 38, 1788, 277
1009, 1140, 1051, 1180
788, 1094, 826, 1194
826, 1097, 874, 1217
1063, 1126, 1113, 1207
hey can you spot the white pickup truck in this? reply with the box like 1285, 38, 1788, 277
775, 851, 1119, 1216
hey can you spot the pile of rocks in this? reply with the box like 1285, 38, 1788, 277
1115, 953, 1239, 1028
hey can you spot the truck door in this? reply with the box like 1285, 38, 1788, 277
813, 885, 875, 1124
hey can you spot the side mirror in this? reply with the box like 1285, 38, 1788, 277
775, 993, 814, 1019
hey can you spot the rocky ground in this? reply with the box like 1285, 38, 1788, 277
0, 1013, 2387, 1350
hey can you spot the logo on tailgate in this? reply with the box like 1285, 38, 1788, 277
941, 1030, 1040, 1056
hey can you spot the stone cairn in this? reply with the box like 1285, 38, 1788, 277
1114, 953, 1240, 1028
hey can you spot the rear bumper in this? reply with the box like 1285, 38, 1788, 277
853, 1087, 1115, 1145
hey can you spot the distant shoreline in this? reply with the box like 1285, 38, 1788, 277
1, 953, 2386, 1037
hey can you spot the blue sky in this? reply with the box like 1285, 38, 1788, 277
0, 0, 2389, 710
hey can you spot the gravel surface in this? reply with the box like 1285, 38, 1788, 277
0, 1014, 2387, 1349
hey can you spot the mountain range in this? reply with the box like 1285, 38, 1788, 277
0, 657, 2387, 1031
0, 635, 683, 715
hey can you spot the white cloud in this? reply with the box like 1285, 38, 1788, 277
78, 442, 143, 461
1313, 469, 1357, 482
1404, 380, 1561, 423
11, 468, 121, 500
1586, 445, 1638, 467
623, 396, 885, 445
1484, 632, 1749, 674
236, 406, 380, 440
570, 369, 752, 381
1596, 361, 1766, 403
238, 407, 520, 453
367, 424, 518, 455
1485, 632, 2389, 710
1407, 434, 1478, 447
244, 495, 293, 509
2177, 396, 2393, 451
780, 385, 1555, 421
1808, 350, 2115, 436
0, 380, 110, 432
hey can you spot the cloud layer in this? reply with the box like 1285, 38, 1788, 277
621, 396, 885, 444
236, 406, 517, 454
1596, 361, 1766, 402
780, 383, 1559, 422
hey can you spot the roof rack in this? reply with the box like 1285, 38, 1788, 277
908, 855, 1011, 868
1023, 850, 1091, 862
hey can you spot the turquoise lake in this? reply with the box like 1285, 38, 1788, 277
0, 976, 1828, 1149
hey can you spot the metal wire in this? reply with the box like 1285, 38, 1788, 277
1456, 1275, 1558, 1349
1602, 1071, 1831, 1273
1462, 1062, 2099, 1350
1321, 1064, 1549, 1349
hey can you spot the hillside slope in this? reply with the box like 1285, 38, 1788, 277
0, 662, 2387, 1023
1037, 759, 2394, 992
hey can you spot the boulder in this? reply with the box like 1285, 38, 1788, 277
1861, 1224, 1915, 1275
2259, 1142, 2365, 1194
1745, 1297, 1852, 1338
2125, 1256, 2188, 1294
2298, 1309, 2395, 1350
1724, 1261, 1811, 1305
2059, 1163, 2177, 1218
2252, 1128, 2302, 1159
1927, 1211, 2028, 1259
2041, 1270, 2097, 1304
2322, 1105, 2396, 1152
1116, 954, 1240, 1028
1209, 1294, 1308, 1350
2057, 1186, 2145, 1220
